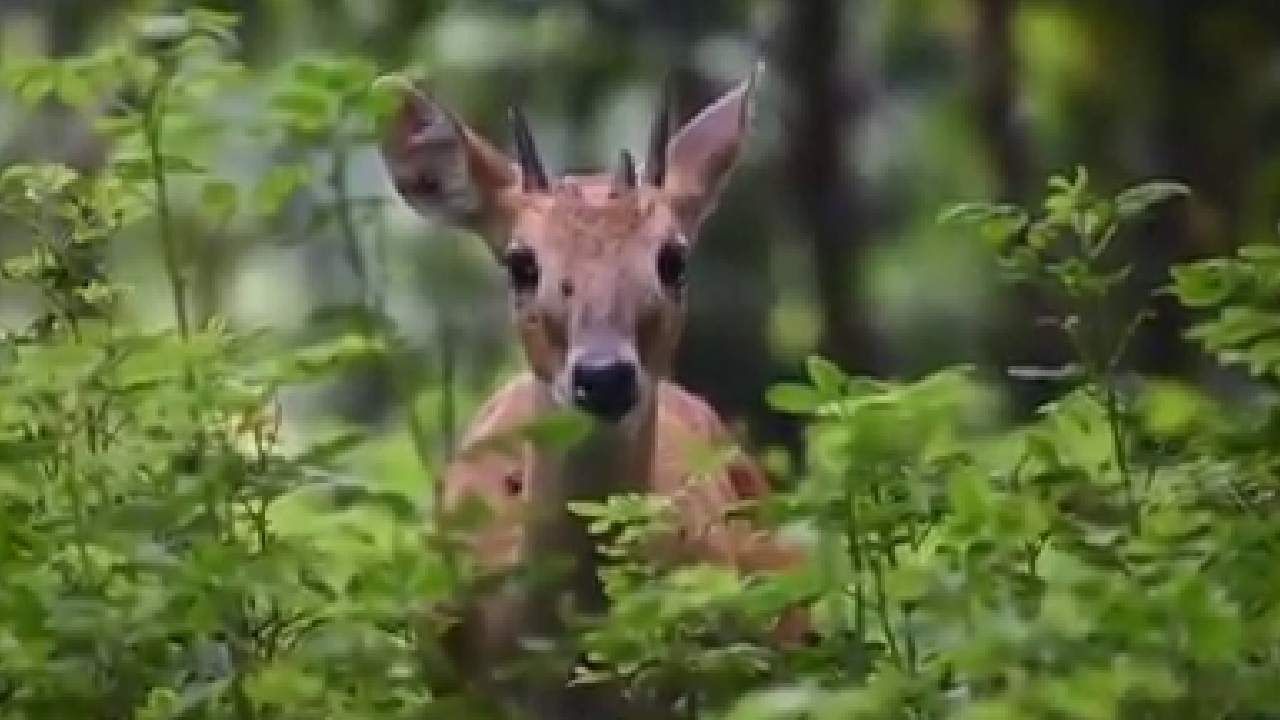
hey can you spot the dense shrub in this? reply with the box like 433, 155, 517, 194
0, 13, 450, 719
2, 11, 1280, 720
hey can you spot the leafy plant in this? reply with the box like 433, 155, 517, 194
8, 8, 1280, 720
1171, 243, 1280, 378
0, 15, 448, 720
6, 9, 247, 338
721, 170, 1279, 720
942, 167, 1190, 530
568, 491, 799, 716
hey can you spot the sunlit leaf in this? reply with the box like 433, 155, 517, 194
765, 383, 824, 414
804, 355, 847, 396
1115, 180, 1190, 218
517, 409, 593, 450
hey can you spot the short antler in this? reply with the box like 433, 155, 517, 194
644, 81, 672, 187
612, 149, 637, 196
509, 105, 550, 192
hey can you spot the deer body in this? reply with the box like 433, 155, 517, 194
445, 375, 802, 716
381, 70, 805, 716
445, 373, 788, 576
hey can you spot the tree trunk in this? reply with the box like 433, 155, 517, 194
973, 0, 1032, 203
776, 0, 878, 374
1138, 0, 1214, 377
969, 0, 1064, 414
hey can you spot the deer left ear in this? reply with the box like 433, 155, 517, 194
662, 67, 760, 232
380, 81, 521, 253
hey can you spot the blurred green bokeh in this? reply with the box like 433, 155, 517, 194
0, 0, 1273, 445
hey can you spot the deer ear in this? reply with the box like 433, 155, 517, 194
381, 84, 519, 250
664, 68, 759, 232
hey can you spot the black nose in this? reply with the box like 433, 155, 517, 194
572, 360, 638, 421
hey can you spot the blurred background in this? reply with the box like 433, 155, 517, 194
2, 0, 1277, 457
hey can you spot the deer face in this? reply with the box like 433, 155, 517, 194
382, 73, 755, 422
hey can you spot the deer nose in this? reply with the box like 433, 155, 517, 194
571, 359, 638, 421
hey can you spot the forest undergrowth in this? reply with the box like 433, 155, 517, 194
3, 10, 1280, 720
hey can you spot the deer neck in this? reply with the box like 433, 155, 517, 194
525, 377, 656, 614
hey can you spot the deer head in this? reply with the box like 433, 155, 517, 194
382, 72, 756, 424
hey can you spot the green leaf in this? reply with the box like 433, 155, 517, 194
111, 152, 206, 180
765, 383, 824, 414
1115, 180, 1190, 218
1168, 260, 1236, 308
1, 163, 79, 198
517, 410, 592, 450
1243, 337, 1280, 377
269, 87, 334, 133
804, 355, 847, 396
135, 14, 192, 47
939, 202, 1028, 247
1140, 380, 1212, 438
272, 332, 386, 380
1186, 306, 1280, 348
296, 430, 366, 465
4, 60, 59, 106
1238, 243, 1280, 262
184, 8, 241, 46
293, 57, 376, 96
93, 113, 144, 139
885, 561, 932, 602
53, 65, 95, 108
201, 179, 238, 224
256, 164, 312, 215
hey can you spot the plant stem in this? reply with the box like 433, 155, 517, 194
436, 299, 457, 459
1090, 289, 1139, 533
331, 131, 461, 588
845, 471, 867, 647
144, 73, 190, 340
228, 636, 259, 720
330, 146, 371, 311
1070, 290, 1140, 534
1102, 380, 1139, 532
57, 441, 93, 586
904, 611, 918, 676
869, 551, 904, 669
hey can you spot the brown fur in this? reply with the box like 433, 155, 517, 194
383, 71, 810, 715
445, 373, 803, 574
440, 374, 809, 693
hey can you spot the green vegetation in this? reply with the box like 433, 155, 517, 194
3, 7, 1280, 720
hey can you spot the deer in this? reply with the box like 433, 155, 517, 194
381, 68, 808, 718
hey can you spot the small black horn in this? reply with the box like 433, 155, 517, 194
509, 105, 549, 192
644, 82, 671, 186
612, 149, 637, 195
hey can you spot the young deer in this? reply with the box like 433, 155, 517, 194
382, 70, 806, 715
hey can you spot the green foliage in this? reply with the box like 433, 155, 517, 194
0, 160, 443, 718
569, 492, 796, 712
944, 168, 1191, 530
1171, 243, 1280, 378
715, 170, 1280, 719
0, 17, 450, 720
2, 8, 1280, 720
940, 167, 1189, 302
268, 57, 392, 141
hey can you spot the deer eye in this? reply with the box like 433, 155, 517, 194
504, 246, 540, 292
656, 242, 688, 291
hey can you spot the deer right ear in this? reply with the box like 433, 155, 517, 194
381, 85, 520, 249
655, 68, 760, 234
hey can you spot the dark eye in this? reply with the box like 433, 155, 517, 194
504, 246, 540, 292
656, 242, 688, 291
